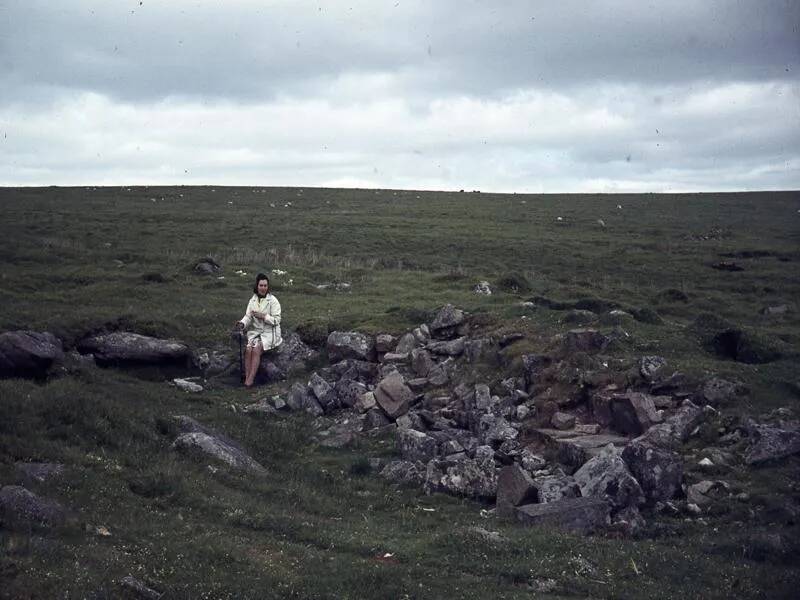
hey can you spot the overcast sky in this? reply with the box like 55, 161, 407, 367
1, 0, 798, 192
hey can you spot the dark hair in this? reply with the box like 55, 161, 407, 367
253, 273, 270, 294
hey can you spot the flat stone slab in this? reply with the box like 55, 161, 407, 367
515, 496, 610, 534
78, 332, 190, 365
0, 331, 64, 378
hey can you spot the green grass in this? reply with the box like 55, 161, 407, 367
1, 186, 799, 598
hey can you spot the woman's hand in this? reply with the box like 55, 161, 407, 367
251, 310, 265, 320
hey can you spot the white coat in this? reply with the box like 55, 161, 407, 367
239, 293, 282, 350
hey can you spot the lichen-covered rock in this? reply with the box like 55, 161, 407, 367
427, 337, 466, 357
532, 474, 582, 503
551, 412, 576, 430
334, 379, 367, 408
610, 392, 661, 435
424, 456, 498, 499
429, 304, 465, 339
515, 497, 610, 534
700, 377, 746, 406
381, 460, 427, 486
639, 356, 667, 381
326, 331, 375, 362
622, 441, 683, 504
0, 485, 69, 528
285, 382, 324, 416
374, 371, 413, 419
78, 332, 190, 366
173, 431, 267, 475
574, 444, 644, 510
410, 348, 435, 377
398, 429, 438, 462
744, 424, 800, 465
394, 332, 418, 354
496, 464, 538, 517
375, 333, 397, 353
0, 331, 64, 378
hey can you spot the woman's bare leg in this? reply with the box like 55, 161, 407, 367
244, 343, 263, 386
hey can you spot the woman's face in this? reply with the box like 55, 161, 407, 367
256, 279, 269, 296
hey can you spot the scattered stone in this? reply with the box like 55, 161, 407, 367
639, 356, 667, 381
382, 352, 409, 363
194, 257, 221, 274
355, 391, 377, 413
398, 429, 438, 462
532, 474, 581, 503
173, 431, 267, 475
381, 460, 427, 486
285, 382, 324, 416
573, 444, 644, 510
410, 348, 435, 377
429, 304, 465, 339
744, 423, 800, 465
686, 480, 725, 506
375, 333, 397, 353
374, 372, 413, 419
394, 332, 418, 354
425, 457, 497, 499
473, 281, 492, 295
700, 377, 746, 406
427, 337, 466, 357
334, 379, 367, 408
622, 442, 683, 504
363, 408, 392, 431
15, 462, 64, 483
309, 373, 337, 410
760, 304, 789, 316
551, 412, 576, 430
0, 331, 64, 378
496, 464, 538, 517
499, 333, 524, 347
610, 392, 661, 435
575, 423, 601, 435
0, 486, 68, 528
326, 331, 375, 362
515, 497, 610, 534
426, 365, 449, 387
120, 575, 162, 600
464, 526, 505, 544
78, 332, 190, 366
173, 378, 203, 392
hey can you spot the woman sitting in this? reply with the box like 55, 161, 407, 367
236, 273, 282, 387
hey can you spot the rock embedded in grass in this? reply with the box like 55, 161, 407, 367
77, 332, 190, 366
0, 331, 64, 379
0, 485, 69, 529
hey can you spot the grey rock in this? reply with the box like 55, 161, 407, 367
407, 377, 429, 392
515, 497, 611, 534
394, 332, 418, 354
479, 414, 519, 446
410, 348, 435, 377
15, 462, 65, 483
521, 353, 551, 387
745, 424, 800, 465
173, 432, 267, 475
0, 485, 69, 528
429, 304, 465, 338
701, 377, 746, 406
611, 505, 647, 537
120, 575, 161, 600
622, 441, 683, 504
499, 332, 524, 347
575, 423, 601, 435
551, 412, 576, 430
427, 337, 466, 357
381, 460, 427, 486
610, 392, 661, 435
78, 332, 189, 366
760, 304, 789, 316
362, 408, 392, 431
374, 372, 413, 419
686, 480, 725, 506
573, 444, 644, 510
473, 281, 492, 295
194, 257, 221, 274
533, 474, 581, 503
496, 464, 538, 517
326, 331, 375, 362
375, 333, 397, 353
0, 331, 64, 378
354, 391, 377, 413
640, 356, 668, 380
309, 373, 338, 411
316, 420, 360, 448
285, 382, 324, 416
520, 450, 547, 473
426, 365, 449, 387
464, 338, 493, 363
334, 379, 367, 408
425, 457, 497, 499
382, 352, 409, 363
173, 378, 203, 392
441, 440, 465, 456
193, 348, 233, 376
398, 429, 438, 462
267, 333, 319, 376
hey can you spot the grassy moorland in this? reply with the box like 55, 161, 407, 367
1, 186, 799, 599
